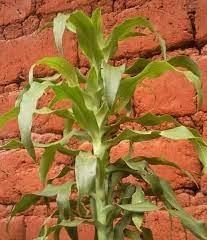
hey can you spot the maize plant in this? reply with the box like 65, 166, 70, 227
1, 8, 207, 240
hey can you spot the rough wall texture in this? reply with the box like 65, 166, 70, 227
1, 0, 207, 239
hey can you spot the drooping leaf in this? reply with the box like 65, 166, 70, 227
103, 17, 154, 60
101, 62, 125, 107
168, 56, 201, 77
0, 139, 23, 150
37, 57, 78, 86
35, 107, 74, 120
59, 219, 84, 227
115, 61, 202, 112
192, 141, 207, 173
53, 13, 69, 54
118, 201, 159, 212
11, 194, 40, 217
18, 81, 52, 160
169, 209, 207, 240
48, 166, 71, 184
52, 84, 99, 139
0, 107, 19, 128
39, 146, 57, 184
125, 58, 151, 75
75, 151, 97, 197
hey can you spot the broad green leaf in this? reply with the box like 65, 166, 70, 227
142, 227, 154, 240
103, 17, 154, 60
75, 151, 97, 197
48, 166, 71, 184
18, 81, 51, 160
59, 219, 84, 227
91, 8, 105, 48
86, 67, 99, 93
159, 179, 181, 210
168, 56, 201, 77
118, 201, 159, 212
39, 146, 57, 184
107, 129, 160, 146
37, 57, 78, 86
0, 107, 19, 128
132, 187, 145, 231
35, 107, 74, 120
124, 230, 141, 240
125, 156, 196, 186
36, 182, 74, 198
169, 209, 207, 240
125, 58, 151, 75
160, 126, 196, 140
52, 84, 99, 139
192, 141, 207, 173
11, 194, 40, 217
0, 139, 23, 150
69, 11, 103, 69
114, 213, 132, 240
115, 61, 202, 112
53, 13, 69, 54
101, 62, 125, 107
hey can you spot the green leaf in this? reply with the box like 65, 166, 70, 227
115, 61, 202, 112
168, 56, 201, 77
39, 146, 57, 184
53, 13, 69, 54
141, 227, 154, 240
48, 166, 71, 184
169, 209, 207, 240
86, 67, 99, 93
0, 139, 23, 150
18, 81, 51, 160
52, 84, 99, 139
69, 11, 103, 69
124, 229, 141, 240
11, 194, 40, 217
91, 8, 105, 48
118, 201, 159, 212
101, 62, 125, 107
192, 141, 207, 173
132, 187, 145, 231
125, 58, 151, 75
35, 107, 74, 119
75, 151, 97, 197
0, 107, 19, 128
37, 57, 78, 86
59, 219, 84, 227
103, 17, 154, 60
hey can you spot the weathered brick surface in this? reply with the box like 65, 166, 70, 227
195, 0, 207, 45
1, 0, 207, 239
0, 29, 77, 86
110, 138, 201, 189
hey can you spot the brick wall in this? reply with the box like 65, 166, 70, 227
0, 0, 207, 239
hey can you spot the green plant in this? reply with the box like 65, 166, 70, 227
1, 8, 207, 240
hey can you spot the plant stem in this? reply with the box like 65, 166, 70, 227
93, 140, 113, 240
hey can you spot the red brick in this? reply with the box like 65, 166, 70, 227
0, 29, 77, 86
134, 71, 196, 116
25, 216, 94, 240
37, 0, 94, 15
103, 0, 193, 59
0, 0, 33, 25
0, 216, 25, 240
110, 138, 201, 189
0, 149, 72, 203
195, 0, 207, 45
